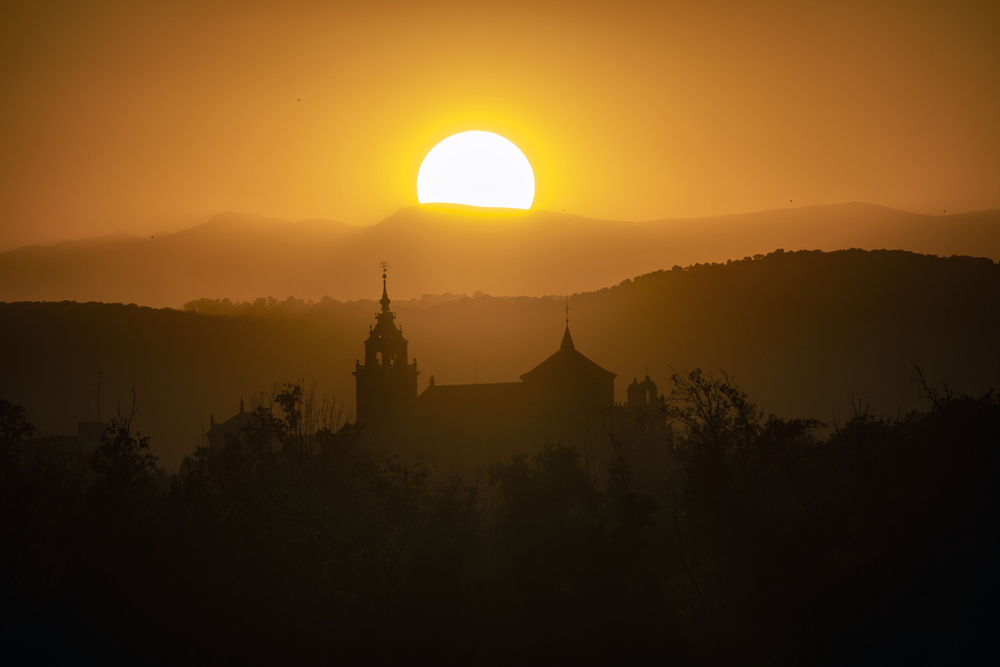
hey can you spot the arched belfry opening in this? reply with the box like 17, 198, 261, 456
353, 263, 419, 425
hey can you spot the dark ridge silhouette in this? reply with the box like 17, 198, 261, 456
0, 203, 997, 306
0, 249, 997, 469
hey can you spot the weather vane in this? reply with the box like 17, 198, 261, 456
564, 296, 570, 324
379, 260, 389, 278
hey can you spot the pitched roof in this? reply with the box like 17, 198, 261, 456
416, 382, 525, 413
519, 325, 616, 383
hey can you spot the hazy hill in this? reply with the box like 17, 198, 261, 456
1, 249, 997, 469
1, 203, 997, 307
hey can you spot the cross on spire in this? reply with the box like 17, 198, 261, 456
559, 296, 575, 351
379, 261, 391, 313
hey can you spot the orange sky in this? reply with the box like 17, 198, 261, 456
1, 0, 998, 250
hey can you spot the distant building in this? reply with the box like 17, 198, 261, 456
206, 398, 251, 451
207, 269, 670, 464
627, 374, 668, 432
75, 421, 107, 451
354, 268, 668, 463
27, 420, 107, 470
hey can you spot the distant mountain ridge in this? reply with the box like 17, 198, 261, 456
1, 203, 997, 307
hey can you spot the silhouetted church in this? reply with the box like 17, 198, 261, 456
353, 267, 666, 461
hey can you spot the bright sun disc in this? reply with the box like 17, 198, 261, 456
417, 131, 534, 209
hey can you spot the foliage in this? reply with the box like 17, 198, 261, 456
89, 396, 158, 501
3, 374, 999, 663
0, 399, 34, 474
0, 399, 33, 445
665, 368, 821, 530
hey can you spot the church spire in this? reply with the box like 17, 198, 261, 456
561, 323, 575, 351
561, 297, 574, 351
379, 261, 391, 313
354, 263, 418, 426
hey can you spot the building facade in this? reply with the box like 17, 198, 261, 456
353, 270, 667, 464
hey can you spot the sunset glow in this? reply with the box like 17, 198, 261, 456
1, 2, 998, 660
0, 2, 998, 249
416, 131, 535, 210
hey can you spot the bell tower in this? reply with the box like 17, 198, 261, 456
353, 263, 418, 426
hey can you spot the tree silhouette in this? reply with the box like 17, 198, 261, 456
90, 393, 157, 501
2, 372, 998, 663
0, 399, 33, 475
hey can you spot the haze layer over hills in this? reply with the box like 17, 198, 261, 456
2, 249, 997, 468
2, 203, 998, 307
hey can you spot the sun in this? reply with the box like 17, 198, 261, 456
417, 131, 534, 209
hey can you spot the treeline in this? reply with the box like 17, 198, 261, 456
2, 373, 998, 663
181, 291, 475, 318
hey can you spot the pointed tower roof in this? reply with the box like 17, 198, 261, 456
367, 261, 407, 343
560, 324, 574, 351
520, 323, 616, 384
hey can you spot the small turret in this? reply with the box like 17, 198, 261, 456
627, 372, 667, 432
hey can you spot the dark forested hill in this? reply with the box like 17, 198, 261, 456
1, 248, 997, 468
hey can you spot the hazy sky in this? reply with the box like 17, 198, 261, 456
2, 0, 998, 249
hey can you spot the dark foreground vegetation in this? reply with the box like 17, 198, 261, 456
2, 372, 998, 664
